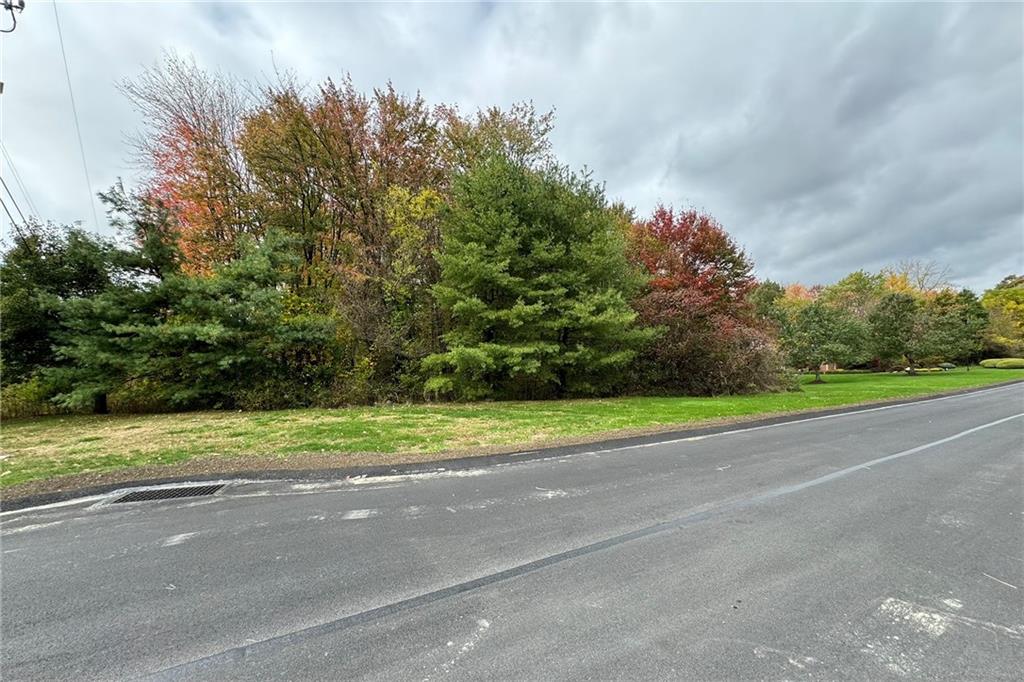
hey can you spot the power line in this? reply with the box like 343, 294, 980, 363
0, 175, 27, 224
1, 144, 40, 217
0, 194, 24, 238
52, 0, 100, 230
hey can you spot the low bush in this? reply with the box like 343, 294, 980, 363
108, 380, 172, 414
980, 358, 1024, 368
0, 376, 65, 420
631, 302, 790, 396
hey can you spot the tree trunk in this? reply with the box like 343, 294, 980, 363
812, 368, 823, 384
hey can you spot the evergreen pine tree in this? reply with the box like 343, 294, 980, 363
424, 154, 653, 400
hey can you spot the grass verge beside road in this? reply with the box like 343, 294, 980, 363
2, 368, 1022, 493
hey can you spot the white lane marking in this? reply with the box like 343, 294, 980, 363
532, 488, 568, 500
600, 384, 1024, 453
162, 532, 197, 547
0, 480, 244, 519
941, 598, 963, 610
756, 413, 1024, 499
982, 573, 1019, 590
341, 509, 377, 520
0, 495, 107, 518
348, 469, 491, 485
228, 483, 402, 499
290, 481, 354, 491
290, 469, 490, 492
0, 520, 65, 535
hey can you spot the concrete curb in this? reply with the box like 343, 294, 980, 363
3, 378, 1021, 513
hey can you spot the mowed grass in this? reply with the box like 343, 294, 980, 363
2, 368, 1021, 488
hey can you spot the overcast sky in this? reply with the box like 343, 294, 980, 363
2, 1, 1021, 291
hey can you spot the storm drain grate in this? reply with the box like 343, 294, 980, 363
111, 484, 225, 504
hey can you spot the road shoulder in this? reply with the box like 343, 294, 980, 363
3, 379, 1021, 512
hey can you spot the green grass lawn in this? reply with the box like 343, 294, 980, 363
2, 368, 1021, 489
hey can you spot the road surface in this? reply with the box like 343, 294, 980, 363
2, 384, 1023, 680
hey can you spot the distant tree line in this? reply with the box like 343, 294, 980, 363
752, 267, 1016, 382
0, 55, 1014, 415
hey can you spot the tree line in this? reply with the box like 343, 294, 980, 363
2, 55, 1020, 415
751, 268, 1015, 383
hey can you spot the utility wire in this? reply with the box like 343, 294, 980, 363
52, 0, 100, 230
0, 194, 24, 238
0, 175, 27, 224
1, 144, 40, 217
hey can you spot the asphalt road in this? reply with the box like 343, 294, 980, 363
2, 384, 1023, 680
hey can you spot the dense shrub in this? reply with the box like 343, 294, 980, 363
48, 221, 344, 412
632, 289, 788, 394
0, 377, 63, 419
107, 379, 172, 413
983, 356, 1024, 366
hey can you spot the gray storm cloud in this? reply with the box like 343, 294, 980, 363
3, 1, 1020, 291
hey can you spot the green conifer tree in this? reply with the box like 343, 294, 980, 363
424, 154, 653, 399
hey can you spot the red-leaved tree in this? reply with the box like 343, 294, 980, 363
629, 206, 785, 395
629, 206, 756, 306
